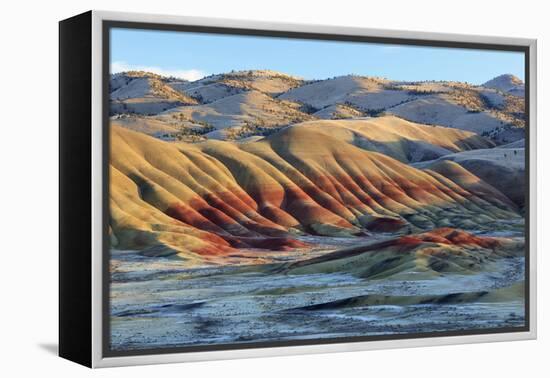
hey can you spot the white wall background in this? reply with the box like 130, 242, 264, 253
0, 0, 546, 376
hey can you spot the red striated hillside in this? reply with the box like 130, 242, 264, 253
109, 123, 521, 263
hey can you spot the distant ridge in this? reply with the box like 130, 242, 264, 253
482, 74, 525, 97
109, 69, 526, 144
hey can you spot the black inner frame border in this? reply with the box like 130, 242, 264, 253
102, 19, 531, 358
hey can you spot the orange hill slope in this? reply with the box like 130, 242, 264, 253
282, 116, 494, 163
109, 124, 521, 261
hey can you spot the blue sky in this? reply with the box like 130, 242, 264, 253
110, 28, 525, 84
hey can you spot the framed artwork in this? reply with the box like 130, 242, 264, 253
59, 10, 537, 368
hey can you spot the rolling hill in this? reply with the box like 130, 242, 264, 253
107, 62, 527, 348
110, 71, 198, 115
157, 90, 315, 139
313, 104, 364, 119
282, 228, 524, 279
283, 116, 495, 163
109, 70, 525, 144
109, 124, 521, 263
172, 70, 304, 103
416, 147, 525, 207
279, 75, 525, 143
279, 75, 409, 111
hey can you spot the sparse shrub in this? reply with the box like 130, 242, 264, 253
299, 103, 319, 114
364, 108, 385, 117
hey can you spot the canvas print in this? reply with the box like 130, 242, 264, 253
107, 27, 527, 353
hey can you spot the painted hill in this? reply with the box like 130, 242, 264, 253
109, 124, 521, 262
110, 71, 198, 115
282, 228, 524, 279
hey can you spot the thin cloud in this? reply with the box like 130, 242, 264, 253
380, 45, 401, 52
111, 61, 207, 81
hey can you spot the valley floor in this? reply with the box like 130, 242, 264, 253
109, 233, 525, 351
